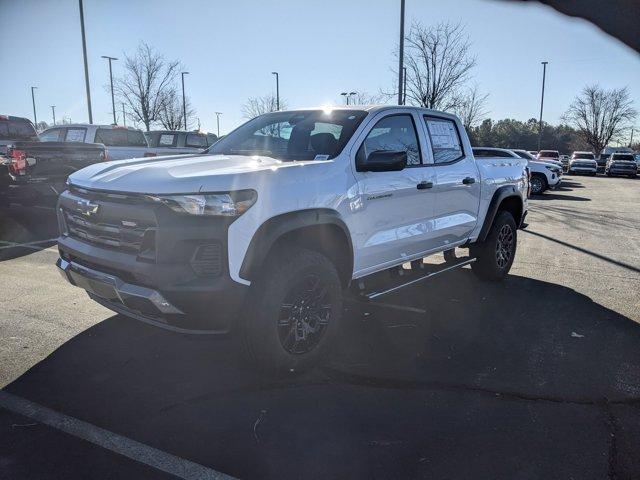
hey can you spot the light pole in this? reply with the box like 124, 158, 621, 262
101, 56, 118, 125
403, 66, 407, 105
78, 0, 93, 123
271, 72, 280, 111
31, 86, 38, 128
181, 72, 189, 130
121, 103, 126, 127
214, 112, 222, 137
51, 106, 56, 125
537, 61, 549, 151
340, 92, 357, 105
398, 0, 405, 105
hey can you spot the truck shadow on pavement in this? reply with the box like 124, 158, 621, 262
3, 270, 640, 479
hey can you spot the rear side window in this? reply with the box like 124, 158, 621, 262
159, 134, 177, 146
39, 128, 63, 142
0, 118, 37, 140
185, 133, 207, 148
95, 129, 147, 147
64, 128, 87, 142
357, 114, 421, 166
424, 116, 463, 164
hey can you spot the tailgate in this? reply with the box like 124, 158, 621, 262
11, 141, 105, 182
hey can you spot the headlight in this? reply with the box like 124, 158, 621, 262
545, 165, 561, 173
148, 190, 257, 216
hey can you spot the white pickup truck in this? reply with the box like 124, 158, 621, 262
39, 124, 184, 161
56, 106, 529, 372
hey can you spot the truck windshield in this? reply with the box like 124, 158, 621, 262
0, 118, 37, 140
206, 110, 368, 161
539, 151, 558, 158
574, 153, 595, 159
612, 154, 634, 161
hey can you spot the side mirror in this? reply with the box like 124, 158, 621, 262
358, 150, 407, 172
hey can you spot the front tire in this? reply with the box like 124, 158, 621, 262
241, 247, 342, 374
530, 174, 547, 195
470, 211, 517, 281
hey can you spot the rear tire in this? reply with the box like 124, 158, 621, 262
530, 174, 547, 195
470, 211, 517, 281
241, 247, 342, 374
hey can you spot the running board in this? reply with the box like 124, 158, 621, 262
362, 257, 476, 300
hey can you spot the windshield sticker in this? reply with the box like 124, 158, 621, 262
314, 154, 330, 161
65, 129, 86, 142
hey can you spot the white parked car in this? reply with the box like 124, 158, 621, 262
536, 150, 564, 170
57, 106, 529, 372
477, 148, 562, 195
568, 152, 597, 175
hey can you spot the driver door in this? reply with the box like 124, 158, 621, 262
350, 111, 439, 277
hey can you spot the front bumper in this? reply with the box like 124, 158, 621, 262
607, 165, 637, 175
56, 187, 249, 333
569, 166, 597, 174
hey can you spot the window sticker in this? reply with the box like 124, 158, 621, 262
159, 134, 175, 146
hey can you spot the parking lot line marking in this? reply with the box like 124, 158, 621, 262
0, 391, 236, 480
0, 238, 58, 250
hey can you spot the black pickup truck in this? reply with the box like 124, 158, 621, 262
1, 115, 105, 206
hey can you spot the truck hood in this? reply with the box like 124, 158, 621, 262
68, 154, 331, 194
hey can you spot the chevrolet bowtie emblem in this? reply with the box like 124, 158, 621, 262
76, 198, 99, 217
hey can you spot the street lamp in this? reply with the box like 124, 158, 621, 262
30, 86, 38, 129
340, 91, 357, 105
181, 72, 189, 130
538, 61, 549, 151
78, 0, 93, 123
403, 66, 407, 105
101, 56, 118, 125
214, 112, 222, 137
271, 72, 280, 111
51, 106, 56, 125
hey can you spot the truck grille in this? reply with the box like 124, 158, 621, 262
63, 211, 153, 253
60, 189, 158, 254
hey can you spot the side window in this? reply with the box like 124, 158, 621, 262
158, 134, 176, 146
64, 128, 87, 142
185, 134, 207, 148
39, 129, 63, 142
424, 116, 463, 164
357, 114, 421, 167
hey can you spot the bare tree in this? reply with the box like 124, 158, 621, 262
115, 42, 181, 131
349, 91, 386, 106
453, 85, 489, 129
563, 85, 637, 154
402, 21, 477, 111
242, 94, 286, 119
157, 88, 196, 130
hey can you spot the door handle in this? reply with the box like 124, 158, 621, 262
462, 177, 476, 185
417, 181, 433, 190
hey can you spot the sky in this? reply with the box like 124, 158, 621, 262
1, 0, 639, 135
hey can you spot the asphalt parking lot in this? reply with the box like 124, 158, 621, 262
1, 174, 639, 479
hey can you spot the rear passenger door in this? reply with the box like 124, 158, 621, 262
422, 115, 480, 246
350, 110, 439, 276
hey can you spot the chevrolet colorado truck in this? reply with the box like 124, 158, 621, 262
56, 106, 528, 372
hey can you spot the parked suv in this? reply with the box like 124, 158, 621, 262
482, 148, 562, 195
56, 106, 528, 372
536, 150, 563, 170
568, 152, 597, 175
606, 153, 638, 178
